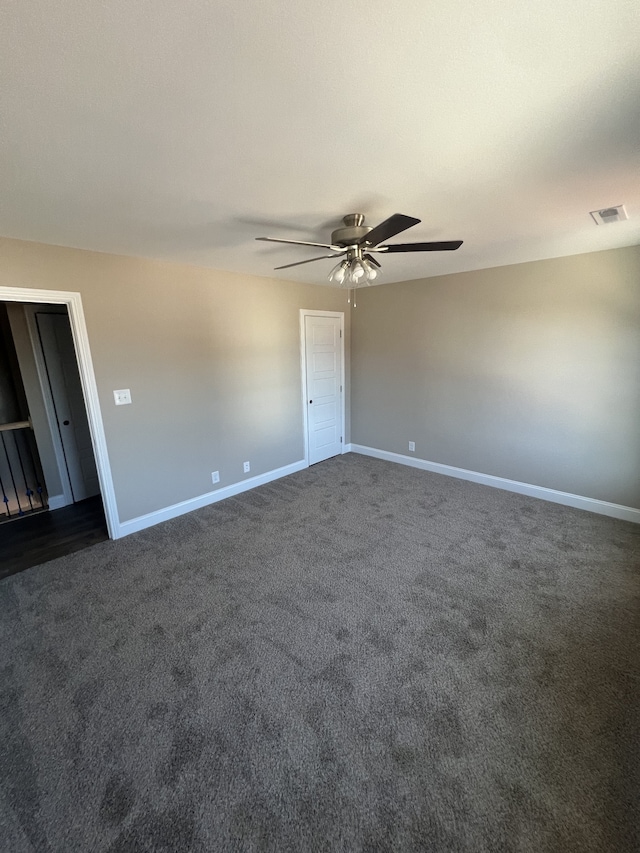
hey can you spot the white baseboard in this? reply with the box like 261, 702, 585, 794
47, 494, 68, 510
343, 443, 353, 453
117, 459, 308, 538
349, 444, 640, 524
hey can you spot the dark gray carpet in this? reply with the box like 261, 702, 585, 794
1, 453, 639, 852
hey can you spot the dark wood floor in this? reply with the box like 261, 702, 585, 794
0, 495, 108, 580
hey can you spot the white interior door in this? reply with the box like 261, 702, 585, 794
304, 314, 343, 465
36, 312, 100, 502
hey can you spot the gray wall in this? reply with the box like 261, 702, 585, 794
0, 237, 350, 522
351, 246, 640, 508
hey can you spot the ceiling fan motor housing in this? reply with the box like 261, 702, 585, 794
331, 214, 372, 247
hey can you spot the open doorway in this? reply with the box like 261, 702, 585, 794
0, 287, 119, 577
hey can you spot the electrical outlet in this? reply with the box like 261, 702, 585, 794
113, 389, 132, 406
243, 461, 250, 473
408, 441, 415, 452
212, 471, 220, 484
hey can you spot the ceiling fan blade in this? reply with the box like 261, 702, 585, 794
379, 240, 463, 253
256, 237, 340, 251
273, 254, 342, 270
358, 213, 421, 247
364, 253, 382, 268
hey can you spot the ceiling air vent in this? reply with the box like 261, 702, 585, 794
590, 204, 628, 225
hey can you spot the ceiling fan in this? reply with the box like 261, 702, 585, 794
256, 213, 462, 286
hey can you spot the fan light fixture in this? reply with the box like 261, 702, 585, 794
328, 254, 378, 286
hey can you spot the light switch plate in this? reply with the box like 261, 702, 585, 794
114, 389, 132, 405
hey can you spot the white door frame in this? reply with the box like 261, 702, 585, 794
299, 309, 346, 466
0, 287, 119, 539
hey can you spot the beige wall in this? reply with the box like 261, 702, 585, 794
351, 246, 640, 508
3, 235, 637, 525
0, 237, 350, 522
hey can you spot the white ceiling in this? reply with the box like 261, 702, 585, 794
1, 0, 639, 285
